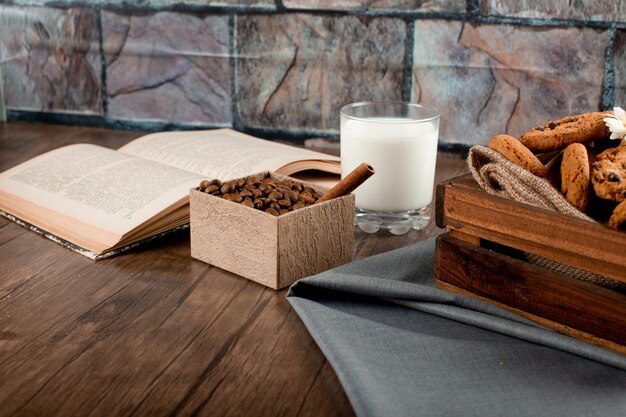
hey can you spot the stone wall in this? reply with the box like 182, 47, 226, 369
0, 1, 624, 146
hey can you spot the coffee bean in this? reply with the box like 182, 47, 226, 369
300, 194, 315, 204
221, 182, 236, 194
199, 179, 210, 191
224, 193, 243, 203
253, 199, 264, 209
268, 191, 283, 200
259, 183, 273, 193
245, 179, 261, 190
201, 174, 319, 215
284, 190, 299, 202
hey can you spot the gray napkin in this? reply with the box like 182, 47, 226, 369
287, 238, 626, 417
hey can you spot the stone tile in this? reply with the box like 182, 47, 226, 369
8, 0, 274, 6
481, 0, 626, 22
615, 30, 626, 108
103, 11, 232, 125
283, 0, 465, 12
181, 0, 273, 4
236, 14, 406, 132
412, 20, 608, 145
213, 0, 273, 4
0, 6, 102, 114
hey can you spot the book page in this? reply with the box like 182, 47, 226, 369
0, 144, 203, 235
118, 128, 340, 180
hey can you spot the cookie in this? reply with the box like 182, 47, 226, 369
519, 112, 611, 153
560, 143, 592, 212
609, 200, 626, 229
488, 134, 547, 177
591, 146, 626, 202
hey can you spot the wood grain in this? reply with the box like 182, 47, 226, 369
437, 175, 626, 283
435, 233, 626, 354
0, 121, 467, 417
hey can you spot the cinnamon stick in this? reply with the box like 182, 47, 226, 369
315, 162, 375, 204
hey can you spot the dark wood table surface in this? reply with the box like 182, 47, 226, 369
0, 122, 468, 417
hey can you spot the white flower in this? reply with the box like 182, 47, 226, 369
604, 107, 626, 141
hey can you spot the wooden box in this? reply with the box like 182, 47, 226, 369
190, 171, 355, 290
434, 175, 626, 354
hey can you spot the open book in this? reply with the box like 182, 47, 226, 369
0, 128, 340, 260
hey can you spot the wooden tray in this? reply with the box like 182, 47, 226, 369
434, 175, 626, 354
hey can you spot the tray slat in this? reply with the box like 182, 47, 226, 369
436, 175, 626, 284
435, 234, 626, 354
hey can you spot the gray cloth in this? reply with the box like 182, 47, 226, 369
287, 238, 626, 417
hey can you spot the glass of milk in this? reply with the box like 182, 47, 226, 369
340, 102, 440, 235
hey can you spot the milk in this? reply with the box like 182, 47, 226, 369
340, 117, 439, 212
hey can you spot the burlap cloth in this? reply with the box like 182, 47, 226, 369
467, 145, 623, 290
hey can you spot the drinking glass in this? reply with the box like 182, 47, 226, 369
340, 101, 440, 235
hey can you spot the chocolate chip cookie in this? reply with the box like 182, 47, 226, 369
488, 134, 547, 177
591, 146, 626, 202
609, 200, 626, 229
520, 112, 611, 153
560, 143, 592, 212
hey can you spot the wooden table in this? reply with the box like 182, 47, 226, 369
0, 122, 467, 417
